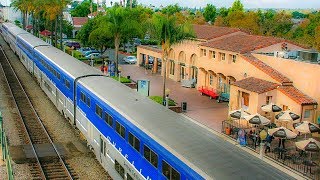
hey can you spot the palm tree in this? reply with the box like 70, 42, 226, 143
150, 13, 194, 104
11, 0, 35, 29
101, 6, 142, 75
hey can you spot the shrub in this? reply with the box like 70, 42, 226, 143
110, 76, 131, 83
149, 96, 176, 106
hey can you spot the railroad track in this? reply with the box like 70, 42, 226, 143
0, 46, 77, 180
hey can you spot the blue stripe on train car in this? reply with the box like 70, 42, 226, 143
33, 50, 74, 100
77, 83, 204, 180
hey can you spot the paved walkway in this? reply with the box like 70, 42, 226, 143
120, 64, 229, 131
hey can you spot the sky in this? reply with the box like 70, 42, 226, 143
138, 0, 320, 9
1, 0, 320, 9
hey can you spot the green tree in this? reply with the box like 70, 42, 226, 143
71, 0, 97, 17
161, 4, 182, 15
229, 0, 244, 14
218, 7, 229, 17
11, 0, 35, 29
88, 28, 113, 52
149, 13, 194, 103
203, 4, 217, 23
126, 0, 137, 8
77, 18, 96, 46
101, 6, 143, 74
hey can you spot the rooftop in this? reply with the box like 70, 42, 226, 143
278, 85, 318, 105
232, 77, 279, 94
193, 25, 240, 41
72, 17, 88, 26
138, 45, 162, 53
200, 34, 286, 53
241, 53, 292, 84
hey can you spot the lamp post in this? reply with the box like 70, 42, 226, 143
118, 66, 122, 82
165, 88, 170, 108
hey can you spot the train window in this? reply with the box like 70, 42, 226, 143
104, 113, 113, 127
80, 92, 86, 102
96, 105, 103, 118
116, 122, 125, 138
128, 132, 140, 152
65, 79, 71, 89
127, 174, 134, 180
115, 160, 125, 178
86, 97, 91, 107
57, 73, 60, 79
144, 145, 158, 168
162, 161, 180, 180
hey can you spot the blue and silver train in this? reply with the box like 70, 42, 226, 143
1, 23, 293, 180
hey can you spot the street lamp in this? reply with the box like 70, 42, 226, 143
118, 66, 122, 82
165, 88, 170, 108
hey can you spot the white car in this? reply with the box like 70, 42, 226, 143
123, 56, 137, 64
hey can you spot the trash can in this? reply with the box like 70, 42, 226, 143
225, 127, 231, 135
181, 102, 187, 112
127, 76, 130, 80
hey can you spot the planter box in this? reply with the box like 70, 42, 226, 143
124, 82, 137, 89
169, 106, 182, 113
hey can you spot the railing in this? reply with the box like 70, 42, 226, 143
222, 120, 320, 179
0, 112, 14, 180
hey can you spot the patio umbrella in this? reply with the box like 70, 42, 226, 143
243, 113, 271, 126
229, 109, 250, 119
295, 138, 320, 152
268, 127, 297, 139
261, 103, 282, 112
268, 127, 297, 149
275, 110, 300, 121
294, 121, 320, 134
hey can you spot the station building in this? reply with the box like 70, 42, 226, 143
136, 24, 320, 128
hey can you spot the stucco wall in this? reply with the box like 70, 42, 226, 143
253, 42, 305, 54
254, 54, 320, 108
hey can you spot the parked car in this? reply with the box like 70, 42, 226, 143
123, 56, 137, 64
78, 47, 96, 54
85, 53, 101, 59
84, 50, 100, 57
148, 56, 154, 64
65, 41, 81, 49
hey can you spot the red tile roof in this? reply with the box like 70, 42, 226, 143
241, 53, 292, 84
200, 34, 287, 53
232, 77, 279, 94
278, 86, 317, 105
72, 17, 88, 26
193, 25, 240, 40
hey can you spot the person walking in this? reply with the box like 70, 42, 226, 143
265, 134, 274, 153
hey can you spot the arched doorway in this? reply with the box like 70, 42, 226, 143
190, 54, 198, 86
208, 70, 217, 88
217, 73, 227, 92
167, 49, 175, 78
178, 51, 186, 81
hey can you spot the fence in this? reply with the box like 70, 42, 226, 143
0, 112, 14, 180
222, 119, 320, 179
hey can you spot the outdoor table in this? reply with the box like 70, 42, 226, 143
303, 160, 318, 174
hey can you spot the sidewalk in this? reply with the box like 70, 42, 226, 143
120, 64, 229, 131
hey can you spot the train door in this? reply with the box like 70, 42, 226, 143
100, 136, 107, 163
28, 58, 33, 73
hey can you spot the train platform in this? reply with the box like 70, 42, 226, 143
120, 64, 229, 132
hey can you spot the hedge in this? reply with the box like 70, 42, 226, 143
149, 96, 176, 106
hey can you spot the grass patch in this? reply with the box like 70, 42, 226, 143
149, 96, 176, 106
110, 76, 131, 83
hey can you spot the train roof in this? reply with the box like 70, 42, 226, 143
2, 22, 16, 29
79, 76, 293, 179
7, 26, 28, 36
18, 33, 51, 47
34, 46, 102, 78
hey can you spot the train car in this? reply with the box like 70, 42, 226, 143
16, 33, 51, 73
32, 45, 103, 123
3, 22, 294, 180
4, 26, 28, 54
0, 23, 16, 42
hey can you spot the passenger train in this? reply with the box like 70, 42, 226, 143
1, 22, 293, 180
